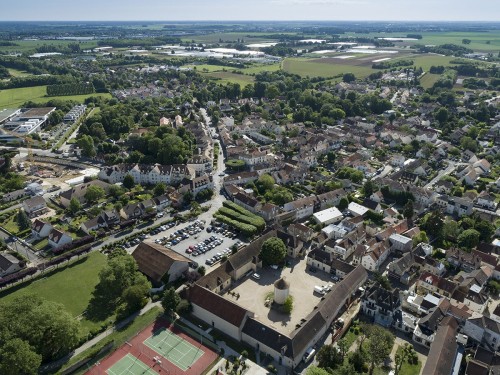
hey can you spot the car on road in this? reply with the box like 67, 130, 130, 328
252, 273, 261, 280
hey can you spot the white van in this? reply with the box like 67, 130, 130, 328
314, 286, 325, 295
303, 347, 316, 362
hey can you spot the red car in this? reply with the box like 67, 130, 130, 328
185, 248, 193, 254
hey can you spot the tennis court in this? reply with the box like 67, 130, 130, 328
144, 328, 204, 371
106, 354, 156, 375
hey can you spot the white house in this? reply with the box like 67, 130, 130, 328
348, 202, 369, 217
48, 229, 72, 248
22, 196, 47, 217
31, 219, 53, 239
389, 233, 413, 253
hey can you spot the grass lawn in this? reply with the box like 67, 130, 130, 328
7, 68, 31, 77
32, 237, 49, 250
1, 212, 20, 234
202, 71, 255, 86
0, 85, 111, 109
0, 252, 106, 317
396, 346, 422, 375
420, 73, 442, 89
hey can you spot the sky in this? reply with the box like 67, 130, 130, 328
2, 0, 499, 22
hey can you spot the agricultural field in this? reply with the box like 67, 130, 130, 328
282, 57, 375, 79
356, 31, 500, 52
420, 73, 442, 89
282, 53, 459, 80
181, 31, 291, 44
0, 85, 111, 109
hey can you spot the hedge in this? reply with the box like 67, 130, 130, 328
222, 201, 266, 224
214, 213, 257, 237
218, 207, 265, 231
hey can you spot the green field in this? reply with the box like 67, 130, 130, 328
0, 252, 106, 316
0, 39, 99, 53
202, 71, 255, 86
181, 32, 287, 44
0, 85, 111, 109
283, 57, 374, 78
420, 73, 442, 89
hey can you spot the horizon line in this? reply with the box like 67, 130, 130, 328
0, 19, 499, 23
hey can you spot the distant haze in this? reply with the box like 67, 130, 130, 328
2, 0, 499, 21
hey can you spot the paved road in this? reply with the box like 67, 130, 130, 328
424, 160, 457, 189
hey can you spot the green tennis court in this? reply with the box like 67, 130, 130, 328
106, 354, 156, 375
144, 328, 204, 371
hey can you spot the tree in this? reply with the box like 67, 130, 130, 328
197, 265, 206, 276
403, 200, 414, 221
122, 284, 150, 311
343, 73, 356, 83
84, 185, 105, 204
462, 38, 471, 44
260, 237, 287, 265
338, 197, 349, 211
183, 191, 193, 205
256, 173, 275, 194
395, 344, 417, 375
283, 296, 294, 314
68, 197, 82, 215
0, 295, 80, 361
306, 367, 330, 375
435, 107, 449, 125
412, 231, 429, 247
421, 210, 444, 240
162, 287, 181, 318
17, 209, 31, 230
123, 174, 135, 190
108, 185, 124, 199
153, 182, 166, 197
337, 338, 349, 362
365, 325, 394, 375
317, 344, 342, 371
348, 350, 365, 373
374, 272, 391, 290
0, 338, 42, 375
457, 229, 480, 250
475, 220, 495, 242
443, 219, 460, 241
76, 135, 96, 157
90, 254, 151, 315
362, 180, 374, 198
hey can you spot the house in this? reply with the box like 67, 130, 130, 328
120, 202, 145, 220
447, 248, 481, 272
59, 180, 112, 208
179, 174, 214, 197
80, 209, 120, 234
48, 229, 72, 248
361, 241, 391, 271
389, 233, 413, 253
0, 252, 22, 277
22, 196, 47, 217
348, 202, 369, 217
476, 193, 497, 211
31, 219, 53, 239
152, 194, 171, 211
306, 249, 355, 276
388, 252, 418, 285
132, 241, 192, 285
287, 223, 314, 242
361, 285, 401, 327
465, 347, 500, 375
362, 199, 382, 213
413, 305, 447, 348
312, 207, 343, 226
98, 163, 195, 186
463, 315, 500, 351
421, 316, 460, 375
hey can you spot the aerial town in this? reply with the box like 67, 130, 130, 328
0, 11, 498, 375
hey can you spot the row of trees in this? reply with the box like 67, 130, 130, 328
46, 82, 95, 97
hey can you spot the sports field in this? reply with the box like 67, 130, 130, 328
106, 354, 156, 375
144, 328, 204, 371
87, 319, 218, 375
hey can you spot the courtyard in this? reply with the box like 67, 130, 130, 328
223, 256, 336, 335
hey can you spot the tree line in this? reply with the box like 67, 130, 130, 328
46, 82, 95, 97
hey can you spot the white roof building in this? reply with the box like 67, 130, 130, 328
348, 202, 369, 217
313, 207, 343, 225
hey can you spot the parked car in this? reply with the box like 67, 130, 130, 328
252, 273, 261, 280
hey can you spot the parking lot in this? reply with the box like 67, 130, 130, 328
123, 219, 245, 271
